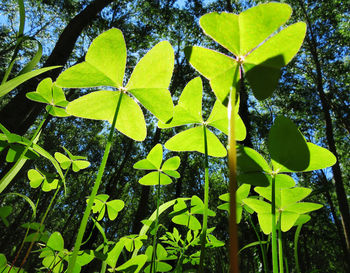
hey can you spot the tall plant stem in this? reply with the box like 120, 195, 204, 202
247, 214, 268, 273
271, 175, 278, 273
228, 66, 240, 272
278, 214, 283, 273
294, 224, 303, 273
67, 93, 123, 273
199, 125, 209, 272
150, 172, 161, 273
0, 111, 48, 194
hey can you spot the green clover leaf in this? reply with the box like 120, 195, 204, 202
54, 147, 90, 172
88, 194, 125, 221
133, 144, 180, 186
56, 28, 174, 141
26, 78, 69, 117
244, 185, 322, 234
218, 183, 251, 223
159, 77, 246, 157
27, 168, 59, 192
185, 3, 307, 102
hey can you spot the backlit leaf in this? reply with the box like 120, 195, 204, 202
47, 232, 64, 251
244, 22, 307, 100
146, 144, 163, 170
184, 46, 239, 104
162, 156, 180, 171
67, 91, 146, 141
106, 199, 125, 220
126, 41, 174, 122
159, 77, 203, 128
27, 169, 44, 188
116, 254, 147, 273
165, 126, 227, 157
199, 3, 292, 56
54, 152, 71, 169
138, 171, 172, 186
72, 160, 90, 172
56, 28, 126, 88
0, 66, 60, 98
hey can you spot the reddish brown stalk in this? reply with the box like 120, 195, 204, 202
228, 65, 242, 273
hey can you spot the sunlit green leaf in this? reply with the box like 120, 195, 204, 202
146, 144, 163, 170
280, 187, 311, 208
126, 41, 174, 122
158, 77, 203, 128
27, 169, 44, 188
54, 152, 71, 169
133, 159, 157, 170
47, 232, 64, 251
26, 77, 52, 103
67, 91, 146, 141
286, 202, 323, 214
138, 172, 172, 186
116, 254, 147, 273
56, 28, 126, 88
281, 211, 300, 232
106, 199, 125, 220
165, 126, 227, 157
72, 160, 90, 172
162, 156, 180, 171
237, 145, 272, 174
199, 3, 292, 56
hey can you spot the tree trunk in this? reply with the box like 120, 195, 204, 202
297, 1, 350, 268
318, 171, 349, 269
0, 0, 114, 136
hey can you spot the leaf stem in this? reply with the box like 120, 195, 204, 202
150, 172, 161, 273
294, 224, 303, 273
278, 214, 283, 273
271, 174, 278, 273
228, 83, 239, 272
247, 214, 268, 273
199, 125, 209, 272
67, 93, 123, 273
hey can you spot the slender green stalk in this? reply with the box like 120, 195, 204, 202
247, 214, 268, 273
228, 82, 239, 272
67, 93, 123, 273
199, 125, 209, 272
0, 111, 48, 194
278, 214, 283, 273
100, 244, 108, 273
150, 172, 161, 273
271, 174, 278, 273
284, 256, 289, 273
294, 224, 303, 273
